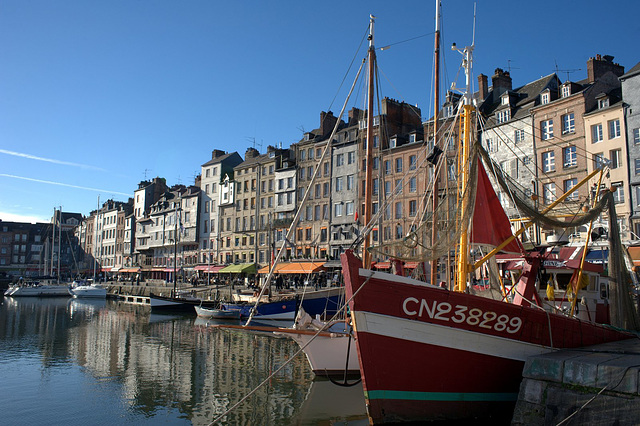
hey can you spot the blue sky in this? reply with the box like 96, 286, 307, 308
1, 0, 639, 223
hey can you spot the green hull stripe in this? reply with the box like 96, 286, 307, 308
365, 390, 518, 402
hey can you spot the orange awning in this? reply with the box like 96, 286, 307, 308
404, 262, 420, 269
373, 262, 390, 269
279, 262, 325, 274
628, 246, 640, 266
257, 263, 288, 274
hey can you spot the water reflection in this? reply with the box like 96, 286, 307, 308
0, 297, 367, 425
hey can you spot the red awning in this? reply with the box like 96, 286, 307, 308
195, 265, 226, 273
373, 262, 391, 269
120, 267, 141, 273
404, 262, 420, 269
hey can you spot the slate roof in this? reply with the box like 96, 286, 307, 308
621, 61, 640, 80
201, 152, 240, 167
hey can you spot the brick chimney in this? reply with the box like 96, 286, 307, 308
245, 147, 259, 160
320, 111, 338, 137
211, 149, 225, 159
477, 74, 488, 101
587, 54, 625, 83
348, 107, 363, 126
491, 68, 512, 92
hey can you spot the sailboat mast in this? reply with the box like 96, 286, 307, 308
456, 42, 474, 292
363, 14, 376, 269
57, 206, 62, 284
50, 207, 56, 277
430, 0, 441, 285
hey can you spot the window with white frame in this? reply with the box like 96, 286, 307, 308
346, 201, 354, 215
592, 124, 603, 143
541, 120, 554, 140
542, 151, 555, 172
541, 92, 550, 104
610, 149, 621, 169
409, 155, 417, 170
543, 183, 556, 204
409, 177, 417, 192
562, 113, 575, 134
563, 178, 578, 200
336, 153, 344, 166
514, 129, 525, 143
594, 153, 605, 169
608, 119, 621, 139
598, 98, 609, 109
562, 85, 571, 98
334, 203, 343, 217
635, 159, 640, 175
409, 134, 416, 143
443, 105, 454, 118
496, 109, 511, 123
634, 128, 640, 145
390, 138, 397, 148
563, 146, 577, 168
612, 182, 624, 204
485, 137, 497, 152
347, 174, 354, 190
347, 151, 355, 164
636, 187, 640, 206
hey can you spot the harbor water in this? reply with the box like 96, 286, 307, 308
0, 297, 368, 425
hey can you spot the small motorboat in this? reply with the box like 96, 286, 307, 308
194, 305, 241, 320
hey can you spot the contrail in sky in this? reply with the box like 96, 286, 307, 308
0, 174, 130, 197
0, 149, 106, 171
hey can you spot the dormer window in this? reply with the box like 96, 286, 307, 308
409, 134, 416, 143
269, 151, 275, 158
443, 105, 454, 118
501, 94, 509, 105
496, 109, 511, 124
562, 85, 571, 98
541, 92, 550, 105
359, 119, 367, 130
598, 97, 610, 109
390, 137, 397, 148
303, 133, 310, 141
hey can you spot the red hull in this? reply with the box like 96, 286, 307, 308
341, 250, 633, 423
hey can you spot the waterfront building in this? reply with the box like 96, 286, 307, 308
218, 172, 237, 264
584, 85, 630, 240
198, 150, 242, 265
293, 111, 343, 261
145, 185, 200, 282
477, 69, 561, 245
359, 98, 423, 261
133, 177, 168, 271
531, 54, 625, 244
620, 61, 640, 238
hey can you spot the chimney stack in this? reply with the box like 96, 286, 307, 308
587, 54, 625, 83
245, 147, 259, 160
478, 74, 488, 101
211, 149, 225, 159
491, 68, 512, 93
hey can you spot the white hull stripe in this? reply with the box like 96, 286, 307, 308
354, 311, 555, 362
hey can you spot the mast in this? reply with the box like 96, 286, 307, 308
430, 0, 441, 285
454, 38, 474, 292
93, 195, 99, 282
363, 14, 376, 269
50, 207, 56, 277
57, 206, 62, 284
173, 193, 179, 296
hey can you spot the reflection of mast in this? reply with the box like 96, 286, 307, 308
430, 0, 441, 285
363, 14, 376, 269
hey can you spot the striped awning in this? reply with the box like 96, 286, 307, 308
219, 263, 257, 274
